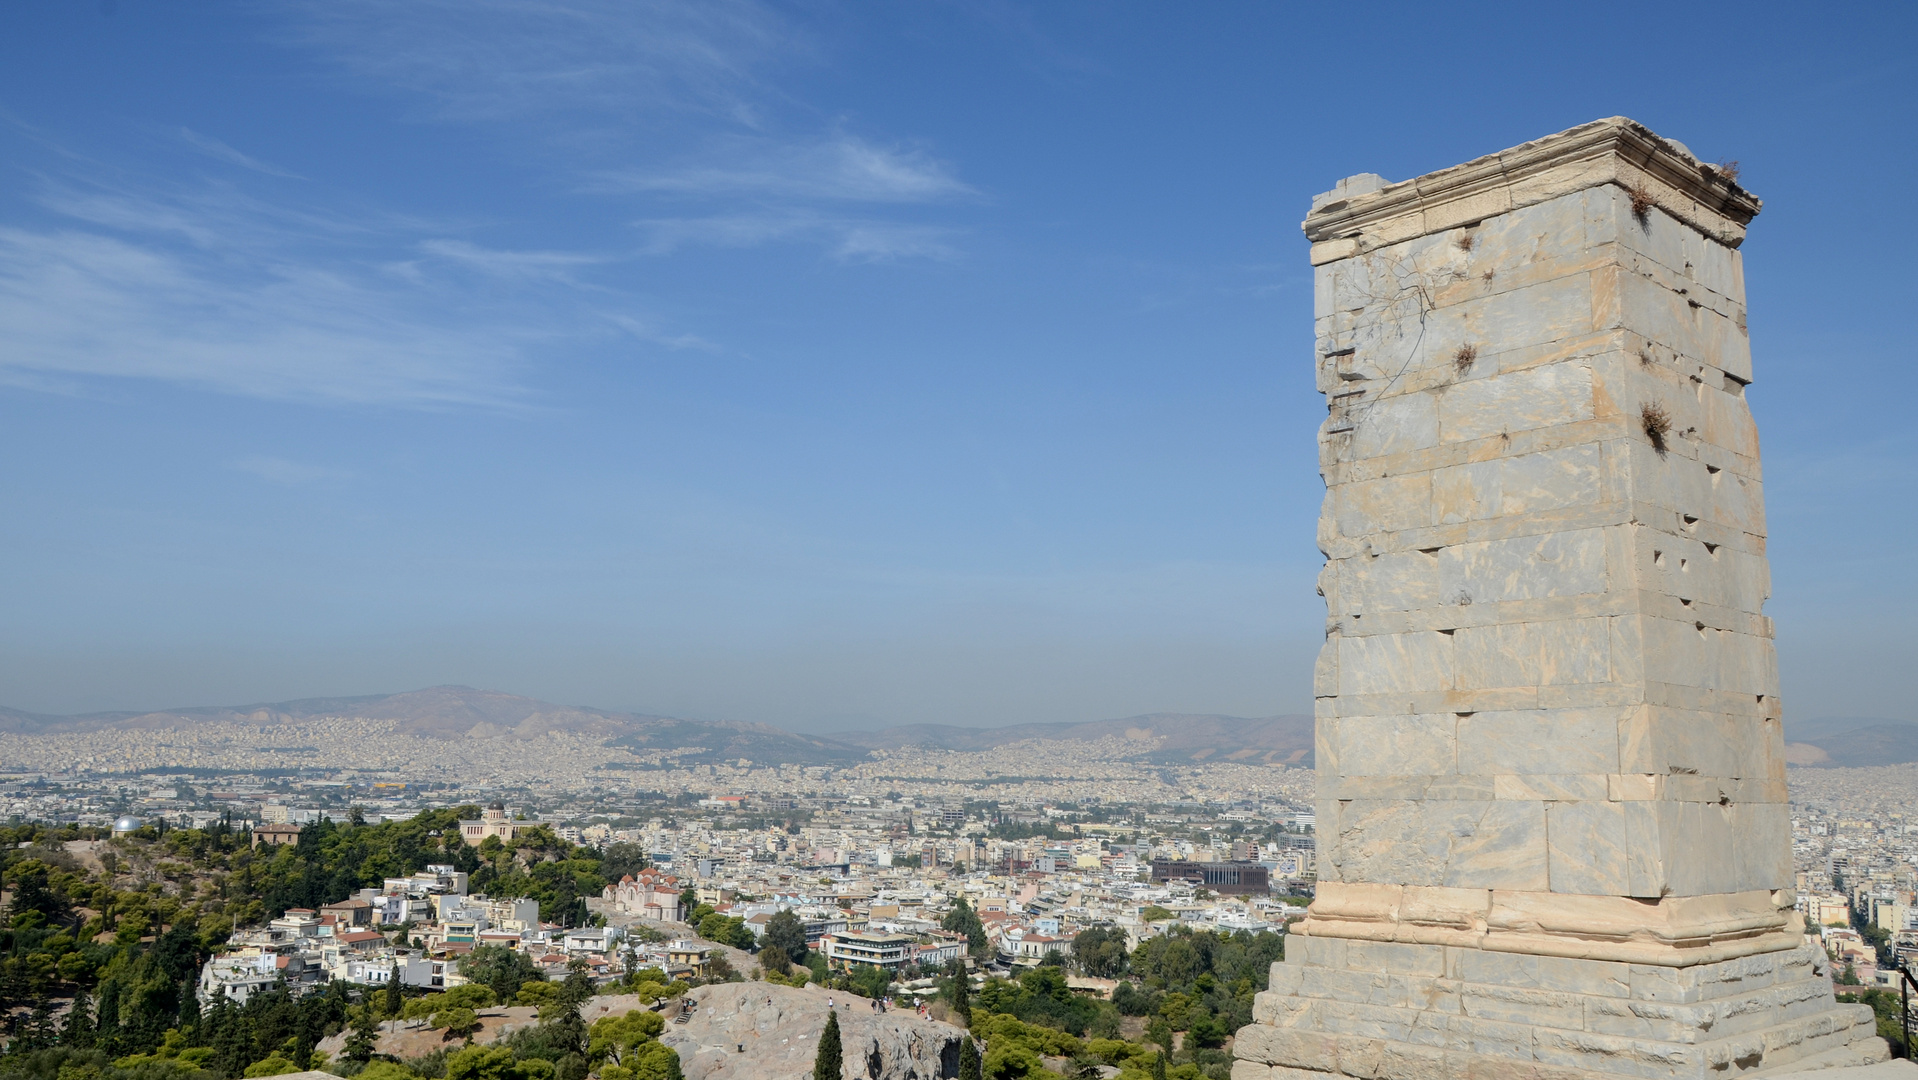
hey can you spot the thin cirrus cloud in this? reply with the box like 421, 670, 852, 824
0, 173, 550, 409
0, 222, 527, 408
597, 134, 976, 204
416, 239, 613, 284
230, 455, 349, 485
278, 1, 976, 259
177, 128, 305, 179
279, 0, 796, 124
634, 211, 960, 262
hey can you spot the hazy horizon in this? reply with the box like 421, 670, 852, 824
2, 681, 1909, 742
2, 3, 1913, 730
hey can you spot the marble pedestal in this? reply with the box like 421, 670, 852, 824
1234, 118, 1885, 1079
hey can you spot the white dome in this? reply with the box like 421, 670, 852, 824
112, 816, 144, 833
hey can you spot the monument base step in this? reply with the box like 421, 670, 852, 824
1234, 937, 1888, 1080
1760, 1059, 1918, 1080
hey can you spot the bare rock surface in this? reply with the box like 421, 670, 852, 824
659, 982, 965, 1080
317, 995, 665, 1061
1764, 1063, 1918, 1079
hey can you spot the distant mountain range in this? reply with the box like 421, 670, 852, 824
0, 686, 1314, 768
0, 685, 646, 740
1784, 716, 1918, 768
829, 713, 1315, 766
8, 685, 1904, 770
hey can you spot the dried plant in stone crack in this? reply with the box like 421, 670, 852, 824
1331, 250, 1477, 427
1481, 269, 1495, 283
1710, 159, 1741, 185
1453, 344, 1477, 375
1637, 348, 1653, 367
1642, 402, 1672, 453
1455, 233, 1475, 252
1626, 185, 1656, 223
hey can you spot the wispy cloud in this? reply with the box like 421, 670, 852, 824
635, 211, 961, 262
280, 0, 796, 124
178, 128, 304, 179
0, 169, 646, 408
418, 239, 612, 283
831, 224, 961, 263
601, 312, 719, 352
598, 135, 974, 203
277, 0, 977, 259
0, 222, 528, 408
230, 455, 349, 485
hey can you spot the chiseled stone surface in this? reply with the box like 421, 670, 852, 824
1240, 118, 1883, 1076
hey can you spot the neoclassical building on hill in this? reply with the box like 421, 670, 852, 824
457, 803, 551, 844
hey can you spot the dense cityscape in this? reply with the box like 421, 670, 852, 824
7, 726, 1915, 978
0, 719, 1327, 1080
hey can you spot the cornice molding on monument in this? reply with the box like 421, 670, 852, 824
1302, 117, 1763, 262
1297, 881, 1802, 968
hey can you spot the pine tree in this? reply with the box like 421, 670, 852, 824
813, 1009, 843, 1080
957, 1036, 981, 1080
344, 1006, 379, 1063
766, 909, 808, 967
941, 897, 988, 957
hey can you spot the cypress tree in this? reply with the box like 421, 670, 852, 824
957, 1036, 981, 1080
95, 979, 122, 1053
1151, 1051, 1168, 1080
383, 964, 403, 1019
63, 990, 94, 1048
813, 1008, 842, 1080
951, 972, 970, 1027
177, 977, 201, 1031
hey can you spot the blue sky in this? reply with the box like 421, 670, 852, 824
0, 1, 1911, 731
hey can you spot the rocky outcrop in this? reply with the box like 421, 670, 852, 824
660, 983, 966, 1080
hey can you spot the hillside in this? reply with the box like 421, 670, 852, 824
604, 718, 867, 766
0, 687, 1317, 768
0, 686, 876, 766
832, 712, 1315, 766
0, 685, 652, 741
1785, 716, 1918, 768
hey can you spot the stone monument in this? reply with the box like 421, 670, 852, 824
1235, 119, 1886, 1078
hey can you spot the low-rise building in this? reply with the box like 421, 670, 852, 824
821, 930, 915, 972
253, 823, 301, 849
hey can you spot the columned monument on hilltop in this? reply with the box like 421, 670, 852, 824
1233, 119, 1886, 1079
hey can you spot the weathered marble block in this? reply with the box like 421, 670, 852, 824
1238, 117, 1884, 1078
